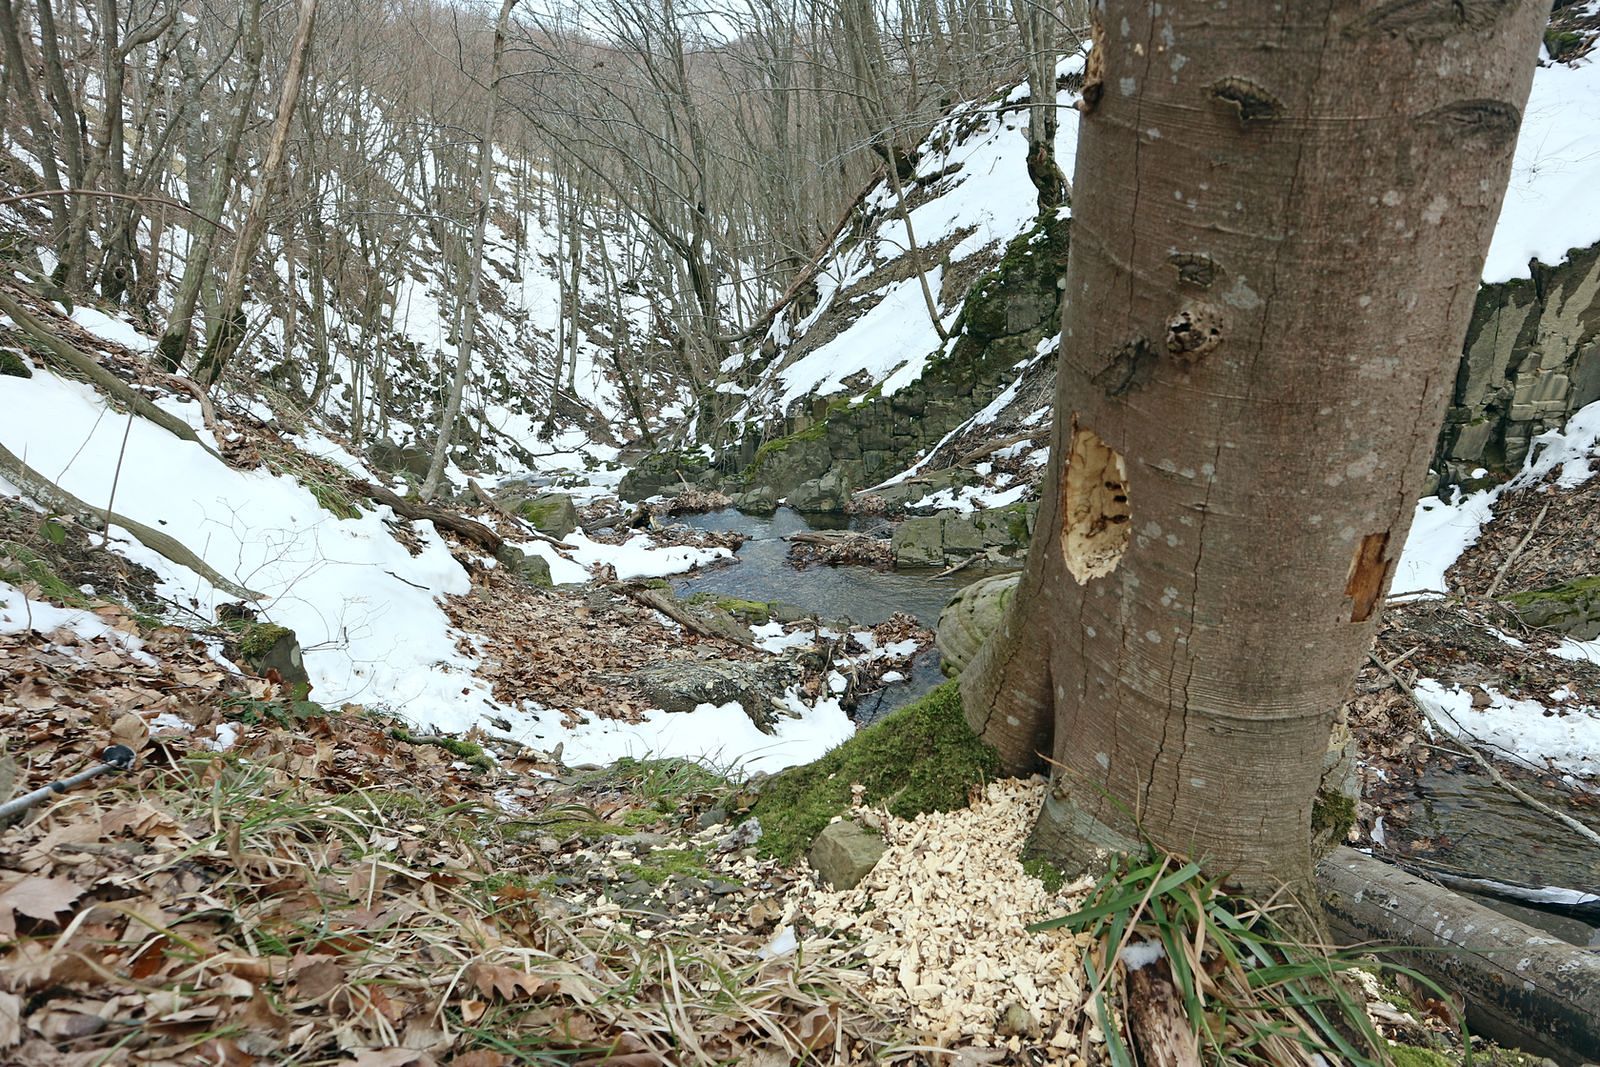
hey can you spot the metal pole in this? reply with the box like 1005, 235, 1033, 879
0, 745, 136, 821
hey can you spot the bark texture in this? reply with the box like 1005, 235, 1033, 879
961, 0, 1548, 896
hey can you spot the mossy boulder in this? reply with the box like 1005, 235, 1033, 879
1505, 575, 1600, 640
370, 438, 433, 481
0, 348, 31, 378
496, 544, 553, 587
731, 485, 778, 514
935, 572, 1021, 676
516, 493, 578, 540
748, 680, 999, 861
233, 622, 311, 689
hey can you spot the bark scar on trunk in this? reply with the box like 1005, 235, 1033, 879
1061, 421, 1131, 583
1344, 531, 1394, 622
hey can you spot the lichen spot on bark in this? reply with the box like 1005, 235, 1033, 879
1344, 531, 1393, 622
1060, 423, 1131, 584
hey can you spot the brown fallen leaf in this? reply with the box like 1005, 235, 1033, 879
0, 876, 85, 934
446, 1052, 509, 1067
464, 962, 552, 1001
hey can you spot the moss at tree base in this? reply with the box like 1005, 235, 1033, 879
749, 680, 1000, 861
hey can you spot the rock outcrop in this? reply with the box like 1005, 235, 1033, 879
1435, 242, 1600, 488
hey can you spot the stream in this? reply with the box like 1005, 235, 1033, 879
669, 506, 1600, 945
670, 507, 991, 722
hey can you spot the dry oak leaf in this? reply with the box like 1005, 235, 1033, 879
0, 876, 85, 934
464, 962, 554, 1001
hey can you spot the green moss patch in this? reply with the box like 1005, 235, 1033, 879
1504, 575, 1600, 606
686, 593, 770, 625
234, 622, 294, 660
1311, 791, 1356, 843
749, 681, 999, 861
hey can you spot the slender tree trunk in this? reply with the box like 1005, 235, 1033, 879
32, 0, 88, 286
961, 0, 1547, 902
420, 0, 516, 501
155, 0, 263, 372
194, 0, 318, 389
0, 0, 68, 258
1010, 0, 1065, 212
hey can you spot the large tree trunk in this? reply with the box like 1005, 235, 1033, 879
961, 0, 1547, 901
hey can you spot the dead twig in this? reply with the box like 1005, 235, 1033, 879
1484, 499, 1551, 598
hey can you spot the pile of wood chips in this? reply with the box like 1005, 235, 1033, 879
796, 778, 1095, 1061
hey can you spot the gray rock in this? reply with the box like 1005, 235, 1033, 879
515, 493, 579, 539
496, 545, 553, 587
892, 515, 946, 568
788, 471, 852, 513
1506, 576, 1600, 640
714, 818, 763, 853
809, 820, 885, 889
370, 438, 433, 481
732, 485, 778, 515
626, 659, 801, 730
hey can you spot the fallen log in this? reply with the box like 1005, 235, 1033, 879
0, 438, 262, 601
0, 289, 218, 458
956, 430, 1050, 467
784, 530, 872, 547
349, 479, 503, 555
1318, 846, 1600, 1065
620, 583, 757, 650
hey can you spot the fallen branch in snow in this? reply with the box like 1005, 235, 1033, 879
0, 437, 264, 601
158, 372, 222, 441
620, 583, 757, 651
956, 430, 1050, 467
1367, 651, 1600, 850
350, 479, 504, 555
0, 289, 219, 458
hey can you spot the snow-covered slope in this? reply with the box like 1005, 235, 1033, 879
718, 53, 1085, 426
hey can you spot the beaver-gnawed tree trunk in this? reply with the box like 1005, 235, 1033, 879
961, 0, 1547, 902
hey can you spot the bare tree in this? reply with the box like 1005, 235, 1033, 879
420, 0, 517, 501
195, 0, 319, 388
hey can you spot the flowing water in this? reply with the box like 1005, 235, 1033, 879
670, 507, 993, 721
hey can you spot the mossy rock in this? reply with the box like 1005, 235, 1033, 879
232, 622, 311, 689
935, 572, 1020, 676
496, 544, 553, 587
1504, 575, 1600, 640
748, 681, 999, 861
0, 348, 31, 378
515, 494, 578, 540
685, 593, 770, 625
